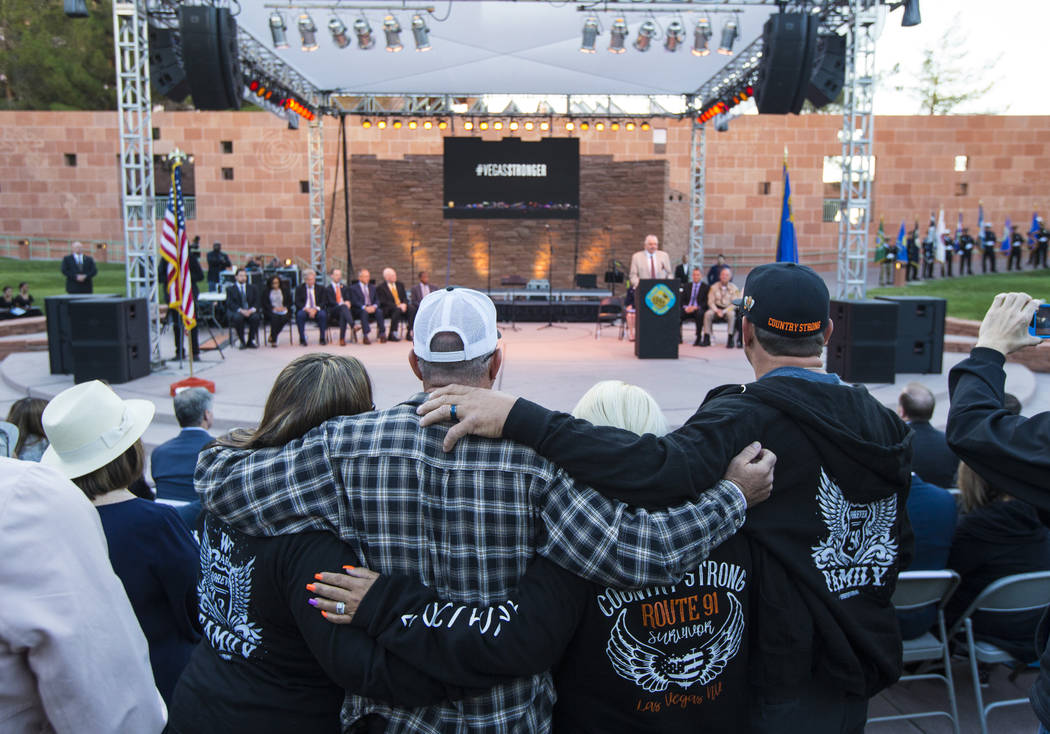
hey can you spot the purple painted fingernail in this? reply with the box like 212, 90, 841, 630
308, 598, 318, 607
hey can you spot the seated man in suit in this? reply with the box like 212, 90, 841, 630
680, 267, 709, 346
349, 267, 385, 344
898, 382, 959, 488
408, 271, 433, 338
326, 268, 353, 346
701, 267, 740, 348
294, 269, 328, 346
627, 234, 672, 288
377, 267, 410, 342
151, 387, 214, 528
225, 268, 261, 349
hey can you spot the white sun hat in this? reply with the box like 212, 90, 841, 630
40, 380, 155, 479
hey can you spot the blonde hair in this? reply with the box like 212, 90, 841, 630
571, 380, 668, 437
957, 461, 1003, 513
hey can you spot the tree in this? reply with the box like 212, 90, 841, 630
897, 17, 997, 115
0, 0, 116, 110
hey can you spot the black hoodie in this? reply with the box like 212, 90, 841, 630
502, 368, 913, 700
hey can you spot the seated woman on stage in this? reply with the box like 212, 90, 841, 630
261, 274, 293, 346
623, 284, 636, 341
169, 354, 472, 734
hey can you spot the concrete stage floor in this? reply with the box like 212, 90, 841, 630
2, 323, 1048, 733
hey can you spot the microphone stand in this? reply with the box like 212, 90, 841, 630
538, 225, 565, 330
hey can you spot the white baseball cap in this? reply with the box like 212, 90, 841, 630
413, 287, 500, 363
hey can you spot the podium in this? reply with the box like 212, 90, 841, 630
635, 279, 680, 359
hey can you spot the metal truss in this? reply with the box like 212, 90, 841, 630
237, 25, 326, 108
836, 0, 877, 299
688, 119, 707, 273
329, 93, 688, 118
307, 118, 327, 281
114, 0, 161, 363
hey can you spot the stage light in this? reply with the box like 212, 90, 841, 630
540, 121, 550, 131
901, 0, 921, 26
509, 121, 519, 131
384, 15, 403, 52
377, 119, 387, 129
408, 120, 418, 129
626, 122, 635, 131
328, 16, 351, 49
464, 121, 474, 130
64, 0, 89, 18
611, 122, 620, 131
609, 18, 627, 53
692, 18, 711, 56
580, 122, 590, 131
354, 17, 375, 49
524, 121, 534, 131
664, 21, 685, 52
718, 19, 738, 55
596, 122, 605, 131
580, 16, 600, 53
284, 258, 293, 266
392, 119, 402, 129
494, 121, 503, 130
362, 119, 372, 128
479, 121, 489, 130
438, 120, 448, 130
269, 11, 289, 49
641, 122, 650, 130
298, 13, 319, 52
411, 14, 431, 51
634, 20, 657, 52
566, 122, 575, 131
423, 120, 433, 130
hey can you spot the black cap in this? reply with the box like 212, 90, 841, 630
741, 262, 829, 339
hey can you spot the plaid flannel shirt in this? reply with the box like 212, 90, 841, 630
195, 393, 745, 734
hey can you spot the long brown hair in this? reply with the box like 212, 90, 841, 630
217, 353, 373, 449
957, 462, 1004, 513
6, 397, 47, 456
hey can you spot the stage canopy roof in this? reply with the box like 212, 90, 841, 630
237, 1, 783, 99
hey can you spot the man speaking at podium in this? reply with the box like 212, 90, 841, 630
628, 234, 672, 288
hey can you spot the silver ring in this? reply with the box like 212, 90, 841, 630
450, 404, 458, 421
335, 601, 346, 615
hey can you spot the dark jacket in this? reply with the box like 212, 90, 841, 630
206, 249, 231, 283
169, 514, 467, 734
909, 421, 959, 488
945, 347, 1050, 725
376, 281, 409, 312
898, 475, 957, 639
151, 427, 214, 503
348, 281, 379, 311
501, 367, 913, 700
61, 253, 98, 293
294, 283, 329, 312
158, 255, 204, 302
224, 282, 260, 318
260, 283, 293, 320
325, 282, 351, 312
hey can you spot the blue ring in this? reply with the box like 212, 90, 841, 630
450, 404, 458, 421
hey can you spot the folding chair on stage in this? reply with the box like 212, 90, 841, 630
947, 570, 1050, 734
594, 297, 624, 339
867, 570, 961, 734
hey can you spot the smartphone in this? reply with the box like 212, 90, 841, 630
1031, 304, 1050, 338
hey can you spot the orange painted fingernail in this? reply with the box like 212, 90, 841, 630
321, 610, 329, 618
306, 583, 316, 592
343, 565, 355, 570
314, 573, 323, 580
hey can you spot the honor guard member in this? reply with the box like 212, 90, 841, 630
980, 222, 998, 274
959, 228, 976, 275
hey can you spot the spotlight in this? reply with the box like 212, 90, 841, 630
494, 121, 503, 130
634, 20, 657, 52
411, 14, 431, 51
408, 120, 417, 129
479, 121, 489, 130
354, 17, 375, 49
384, 15, 403, 52
510, 121, 520, 131
901, 0, 921, 26
580, 16, 600, 53
718, 19, 738, 55
362, 119, 372, 128
284, 258, 293, 266
611, 122, 620, 131
328, 16, 351, 49
540, 121, 550, 131
524, 121, 534, 131
580, 122, 590, 131
298, 13, 319, 52
626, 122, 635, 131
641, 122, 650, 131
438, 120, 448, 130
692, 18, 711, 56
392, 119, 402, 129
566, 122, 575, 131
596, 122, 605, 131
423, 120, 433, 130
464, 121, 475, 131
609, 18, 627, 54
269, 11, 289, 49
377, 120, 387, 129
664, 20, 685, 52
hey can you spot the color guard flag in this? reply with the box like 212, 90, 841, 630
1001, 217, 1012, 253
160, 159, 196, 332
935, 208, 947, 262
1031, 212, 1041, 247
775, 150, 798, 263
896, 221, 907, 263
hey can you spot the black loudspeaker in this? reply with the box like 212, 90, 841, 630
755, 13, 819, 115
45, 294, 119, 375
806, 33, 846, 109
149, 26, 190, 102
825, 299, 898, 383
178, 6, 241, 111
69, 298, 151, 384
575, 273, 598, 289
875, 296, 947, 374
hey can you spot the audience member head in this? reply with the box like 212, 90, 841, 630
572, 381, 668, 437
6, 397, 47, 457
740, 262, 831, 363
410, 287, 502, 390
71, 241, 84, 255
2, 286, 11, 300
898, 383, 935, 423
957, 461, 1006, 513
1003, 392, 1022, 416
218, 354, 373, 450
174, 388, 213, 430
718, 267, 732, 285
18, 282, 29, 294
358, 268, 370, 284
644, 235, 659, 253
234, 268, 247, 285
418, 271, 429, 284
383, 268, 397, 283
268, 275, 283, 291
330, 268, 342, 284
212, 242, 222, 252
39, 381, 154, 500
691, 267, 702, 283
717, 253, 726, 265
303, 269, 317, 286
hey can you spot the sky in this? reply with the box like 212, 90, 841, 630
873, 0, 1049, 115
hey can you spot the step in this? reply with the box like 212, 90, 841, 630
0, 316, 46, 337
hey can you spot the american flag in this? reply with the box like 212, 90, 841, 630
160, 159, 196, 331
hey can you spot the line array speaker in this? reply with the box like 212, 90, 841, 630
178, 6, 241, 111
149, 26, 190, 102
755, 12, 819, 115
825, 299, 898, 384
875, 296, 947, 374
806, 33, 846, 109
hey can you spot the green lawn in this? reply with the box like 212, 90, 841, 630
868, 270, 1050, 321
0, 257, 127, 300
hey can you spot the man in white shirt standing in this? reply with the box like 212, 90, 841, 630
628, 234, 672, 288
